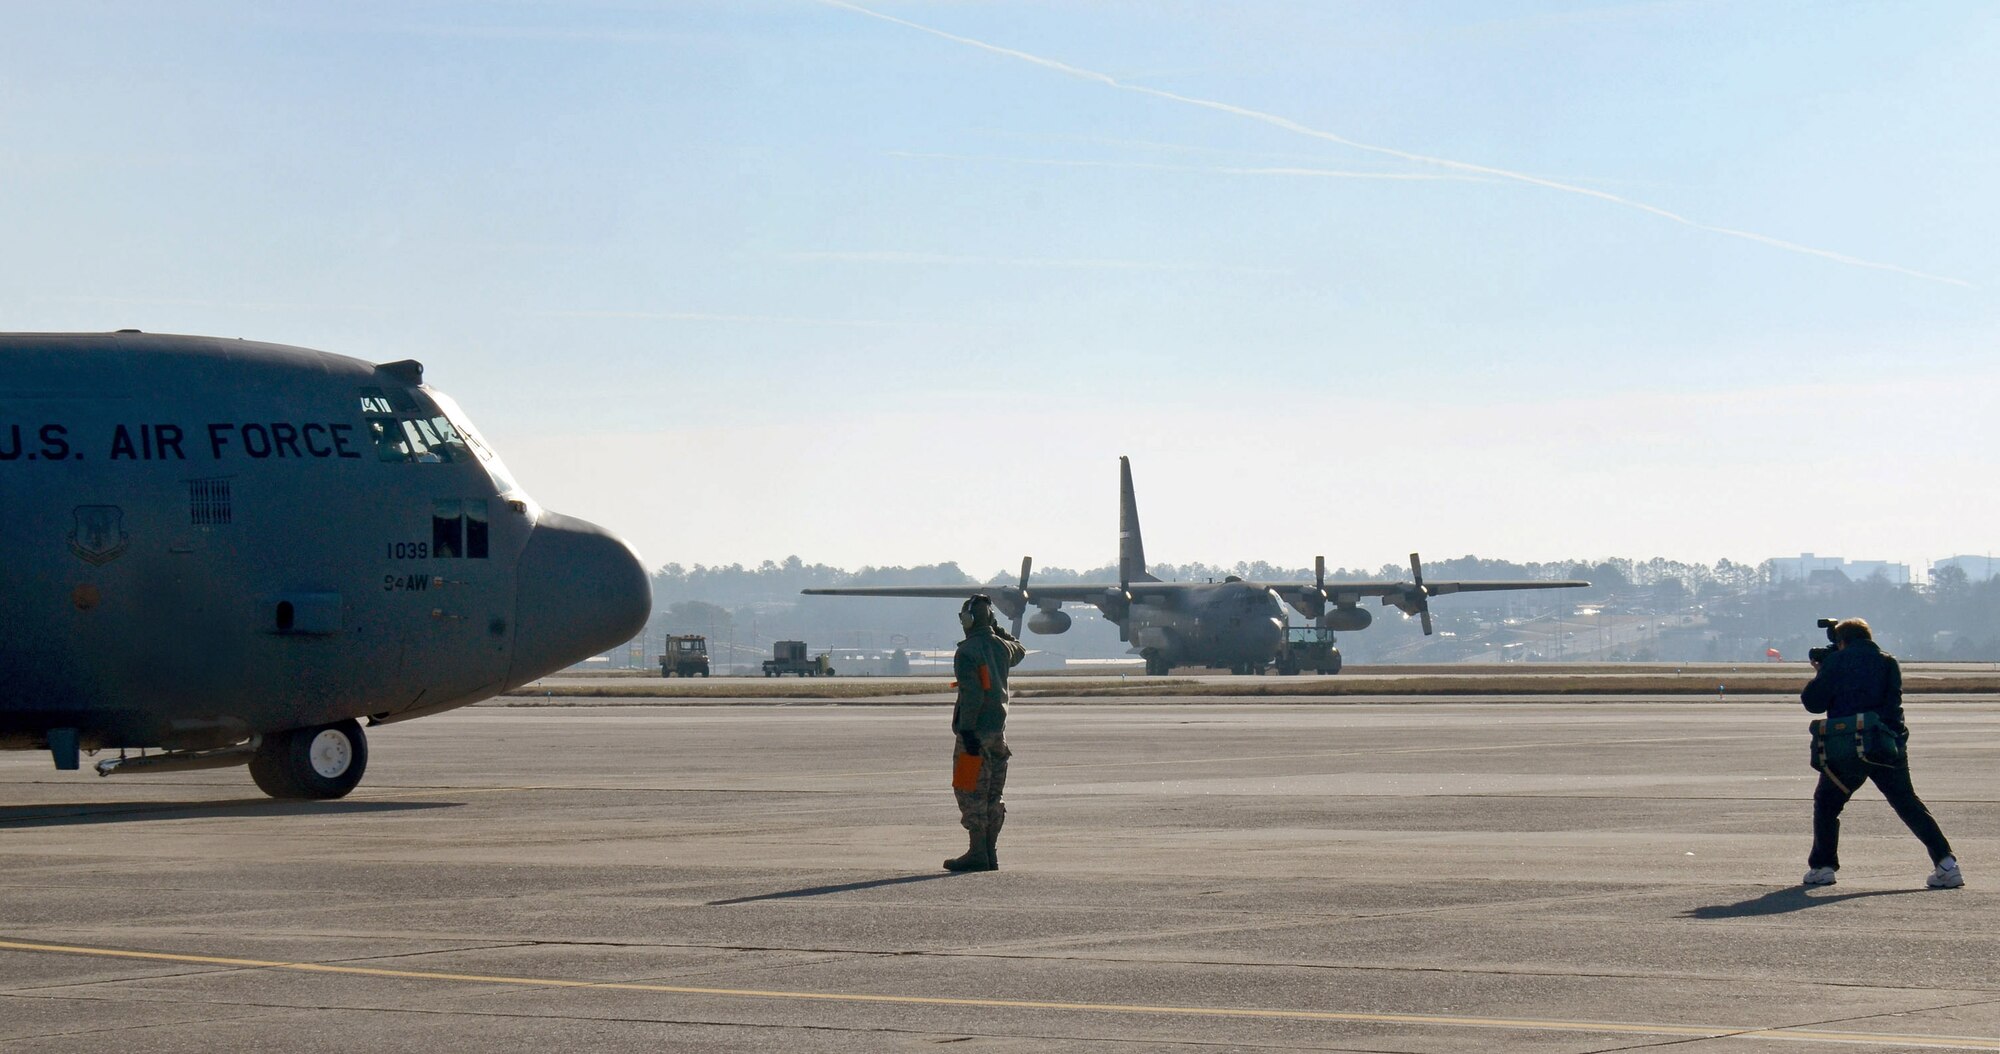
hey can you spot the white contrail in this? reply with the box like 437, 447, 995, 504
528, 308, 927, 329
781, 248, 1291, 275
889, 150, 1487, 182
819, 0, 1970, 288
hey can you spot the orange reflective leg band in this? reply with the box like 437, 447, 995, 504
953, 752, 983, 791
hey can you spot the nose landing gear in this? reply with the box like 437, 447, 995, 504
249, 719, 369, 799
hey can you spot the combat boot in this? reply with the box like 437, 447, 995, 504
984, 815, 1004, 871
943, 828, 993, 872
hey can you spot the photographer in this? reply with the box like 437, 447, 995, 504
1801, 618, 1961, 889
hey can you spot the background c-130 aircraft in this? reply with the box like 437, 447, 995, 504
806, 457, 1587, 675
0, 332, 651, 797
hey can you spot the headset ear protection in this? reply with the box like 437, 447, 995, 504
959, 593, 993, 630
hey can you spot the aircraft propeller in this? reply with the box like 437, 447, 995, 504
1109, 557, 1133, 642
1409, 552, 1434, 635
1296, 555, 1330, 626
1012, 555, 1032, 637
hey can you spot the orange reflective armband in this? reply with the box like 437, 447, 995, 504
977, 664, 992, 691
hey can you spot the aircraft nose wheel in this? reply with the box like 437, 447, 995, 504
249, 719, 369, 799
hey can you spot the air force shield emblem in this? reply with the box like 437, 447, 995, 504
69, 505, 131, 566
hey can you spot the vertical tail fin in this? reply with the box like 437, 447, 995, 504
1118, 456, 1157, 584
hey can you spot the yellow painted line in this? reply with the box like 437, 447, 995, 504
3, 939, 1997, 1048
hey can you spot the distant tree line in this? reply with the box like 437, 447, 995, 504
637, 555, 2000, 668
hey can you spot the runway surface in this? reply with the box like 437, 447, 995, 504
4, 696, 1997, 1052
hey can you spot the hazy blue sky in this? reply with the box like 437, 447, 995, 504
5, 1, 1995, 578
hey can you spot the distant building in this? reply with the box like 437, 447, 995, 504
1768, 553, 1910, 586
1932, 555, 2000, 583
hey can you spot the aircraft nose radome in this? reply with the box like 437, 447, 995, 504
507, 511, 652, 686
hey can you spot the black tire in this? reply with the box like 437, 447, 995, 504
249, 719, 368, 800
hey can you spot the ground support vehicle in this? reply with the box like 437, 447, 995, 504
1274, 626, 1342, 675
659, 635, 711, 677
762, 640, 836, 677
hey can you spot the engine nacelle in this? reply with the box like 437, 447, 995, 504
992, 589, 1027, 622
1321, 606, 1373, 632
1286, 590, 1325, 621
1027, 608, 1073, 635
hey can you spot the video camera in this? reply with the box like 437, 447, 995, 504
1808, 617, 1840, 665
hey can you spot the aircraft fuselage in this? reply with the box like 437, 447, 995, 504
1126, 579, 1286, 673
0, 333, 649, 760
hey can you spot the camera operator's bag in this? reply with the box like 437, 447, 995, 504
1810, 711, 1904, 786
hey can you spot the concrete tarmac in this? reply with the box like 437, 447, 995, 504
3, 696, 1997, 1052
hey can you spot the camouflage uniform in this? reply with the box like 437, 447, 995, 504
945, 598, 1025, 871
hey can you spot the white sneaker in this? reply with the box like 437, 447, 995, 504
1927, 856, 1963, 889
1802, 866, 1838, 886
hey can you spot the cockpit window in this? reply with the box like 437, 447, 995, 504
354, 384, 527, 499
425, 388, 526, 498
359, 386, 471, 464
359, 387, 419, 415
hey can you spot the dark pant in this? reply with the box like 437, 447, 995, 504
1809, 761, 1953, 870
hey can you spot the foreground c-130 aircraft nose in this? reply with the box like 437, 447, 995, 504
508, 510, 654, 686
0, 332, 651, 798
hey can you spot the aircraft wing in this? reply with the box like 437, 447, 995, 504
801, 586, 993, 599
802, 583, 1157, 610
1420, 579, 1592, 595
1262, 577, 1589, 628
802, 582, 1186, 603
801, 582, 1186, 630
1261, 579, 1590, 600
804, 578, 1588, 636
804, 579, 1587, 605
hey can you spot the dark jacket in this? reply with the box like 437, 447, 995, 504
1801, 638, 1905, 732
953, 625, 1026, 736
